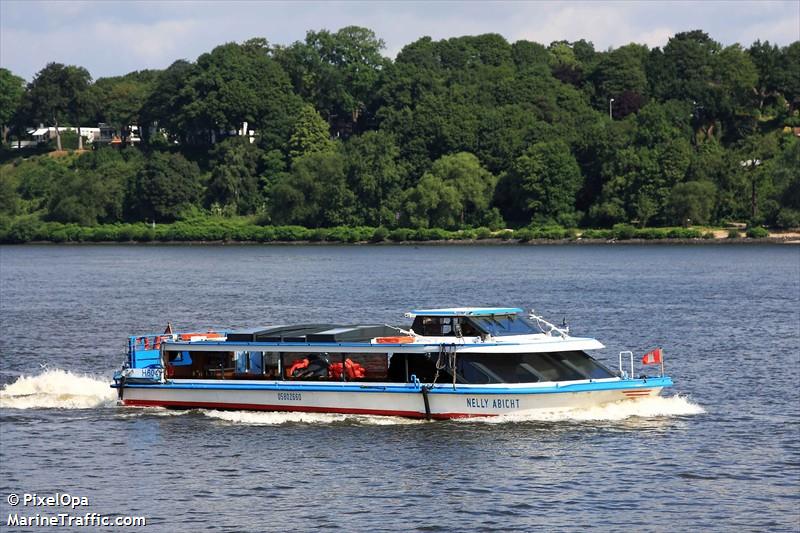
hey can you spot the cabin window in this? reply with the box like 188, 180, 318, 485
411, 317, 480, 337
282, 352, 389, 381
232, 351, 280, 379
468, 315, 541, 336
393, 353, 453, 384
337, 353, 388, 381
165, 351, 235, 379
550, 351, 615, 380
283, 353, 332, 380
168, 351, 193, 366
455, 351, 614, 384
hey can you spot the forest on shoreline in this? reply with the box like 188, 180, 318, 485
0, 27, 798, 244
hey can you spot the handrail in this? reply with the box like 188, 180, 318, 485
618, 351, 634, 379
528, 310, 569, 338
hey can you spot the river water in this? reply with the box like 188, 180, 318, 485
0, 244, 798, 532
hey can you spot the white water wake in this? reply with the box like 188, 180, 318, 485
202, 410, 425, 426
0, 369, 116, 409
466, 395, 705, 424
201, 395, 703, 426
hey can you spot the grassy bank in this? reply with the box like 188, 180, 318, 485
0, 217, 784, 245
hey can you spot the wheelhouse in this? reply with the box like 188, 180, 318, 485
409, 308, 547, 338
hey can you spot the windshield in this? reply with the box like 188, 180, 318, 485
468, 315, 542, 336
456, 351, 615, 384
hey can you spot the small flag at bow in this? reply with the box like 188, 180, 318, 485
642, 348, 663, 365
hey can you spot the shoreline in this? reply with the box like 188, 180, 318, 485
5, 236, 798, 246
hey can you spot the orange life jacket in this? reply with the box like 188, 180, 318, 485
286, 358, 309, 378
329, 359, 366, 380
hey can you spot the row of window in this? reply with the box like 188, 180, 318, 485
411, 314, 545, 337
165, 350, 615, 384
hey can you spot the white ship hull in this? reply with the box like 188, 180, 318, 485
119, 378, 668, 419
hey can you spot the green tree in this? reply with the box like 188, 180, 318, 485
712, 44, 759, 141
92, 70, 159, 133
547, 40, 595, 87
344, 130, 405, 226
128, 152, 202, 222
275, 26, 388, 136
287, 104, 334, 161
425, 152, 496, 226
270, 150, 354, 227
14, 156, 71, 213
666, 181, 717, 225
402, 173, 462, 229
0, 68, 25, 145
139, 60, 195, 143
0, 168, 20, 216
649, 30, 719, 102
781, 42, 800, 113
511, 40, 550, 71
498, 141, 582, 225
771, 139, 800, 219
591, 44, 649, 117
26, 63, 92, 151
166, 41, 300, 147
749, 40, 784, 113
206, 137, 265, 215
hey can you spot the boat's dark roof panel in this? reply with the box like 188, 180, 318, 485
226, 324, 398, 343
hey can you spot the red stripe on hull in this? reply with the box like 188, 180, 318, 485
122, 399, 491, 420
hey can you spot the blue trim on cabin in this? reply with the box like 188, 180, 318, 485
114, 376, 673, 395
160, 340, 470, 349
409, 308, 524, 316
157, 338, 590, 349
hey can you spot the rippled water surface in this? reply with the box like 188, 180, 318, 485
1, 244, 798, 532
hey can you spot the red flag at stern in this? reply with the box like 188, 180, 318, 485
642, 348, 663, 365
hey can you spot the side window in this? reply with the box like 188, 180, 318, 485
233, 352, 280, 379
282, 352, 390, 381
441, 319, 453, 335
333, 353, 389, 381
456, 318, 480, 337
553, 351, 615, 379
423, 317, 442, 336
413, 317, 458, 336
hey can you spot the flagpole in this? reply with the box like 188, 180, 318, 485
661, 349, 665, 377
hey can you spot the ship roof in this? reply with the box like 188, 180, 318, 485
224, 324, 400, 343
406, 307, 523, 317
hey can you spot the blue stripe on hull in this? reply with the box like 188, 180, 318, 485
114, 376, 673, 395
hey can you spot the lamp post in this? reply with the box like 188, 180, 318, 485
609, 98, 615, 120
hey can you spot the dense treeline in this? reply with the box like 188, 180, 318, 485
1, 28, 799, 236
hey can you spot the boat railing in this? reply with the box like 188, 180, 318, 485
129, 333, 174, 353
528, 310, 569, 338
619, 350, 665, 379
618, 351, 634, 379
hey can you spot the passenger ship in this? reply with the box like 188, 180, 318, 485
112, 308, 672, 419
